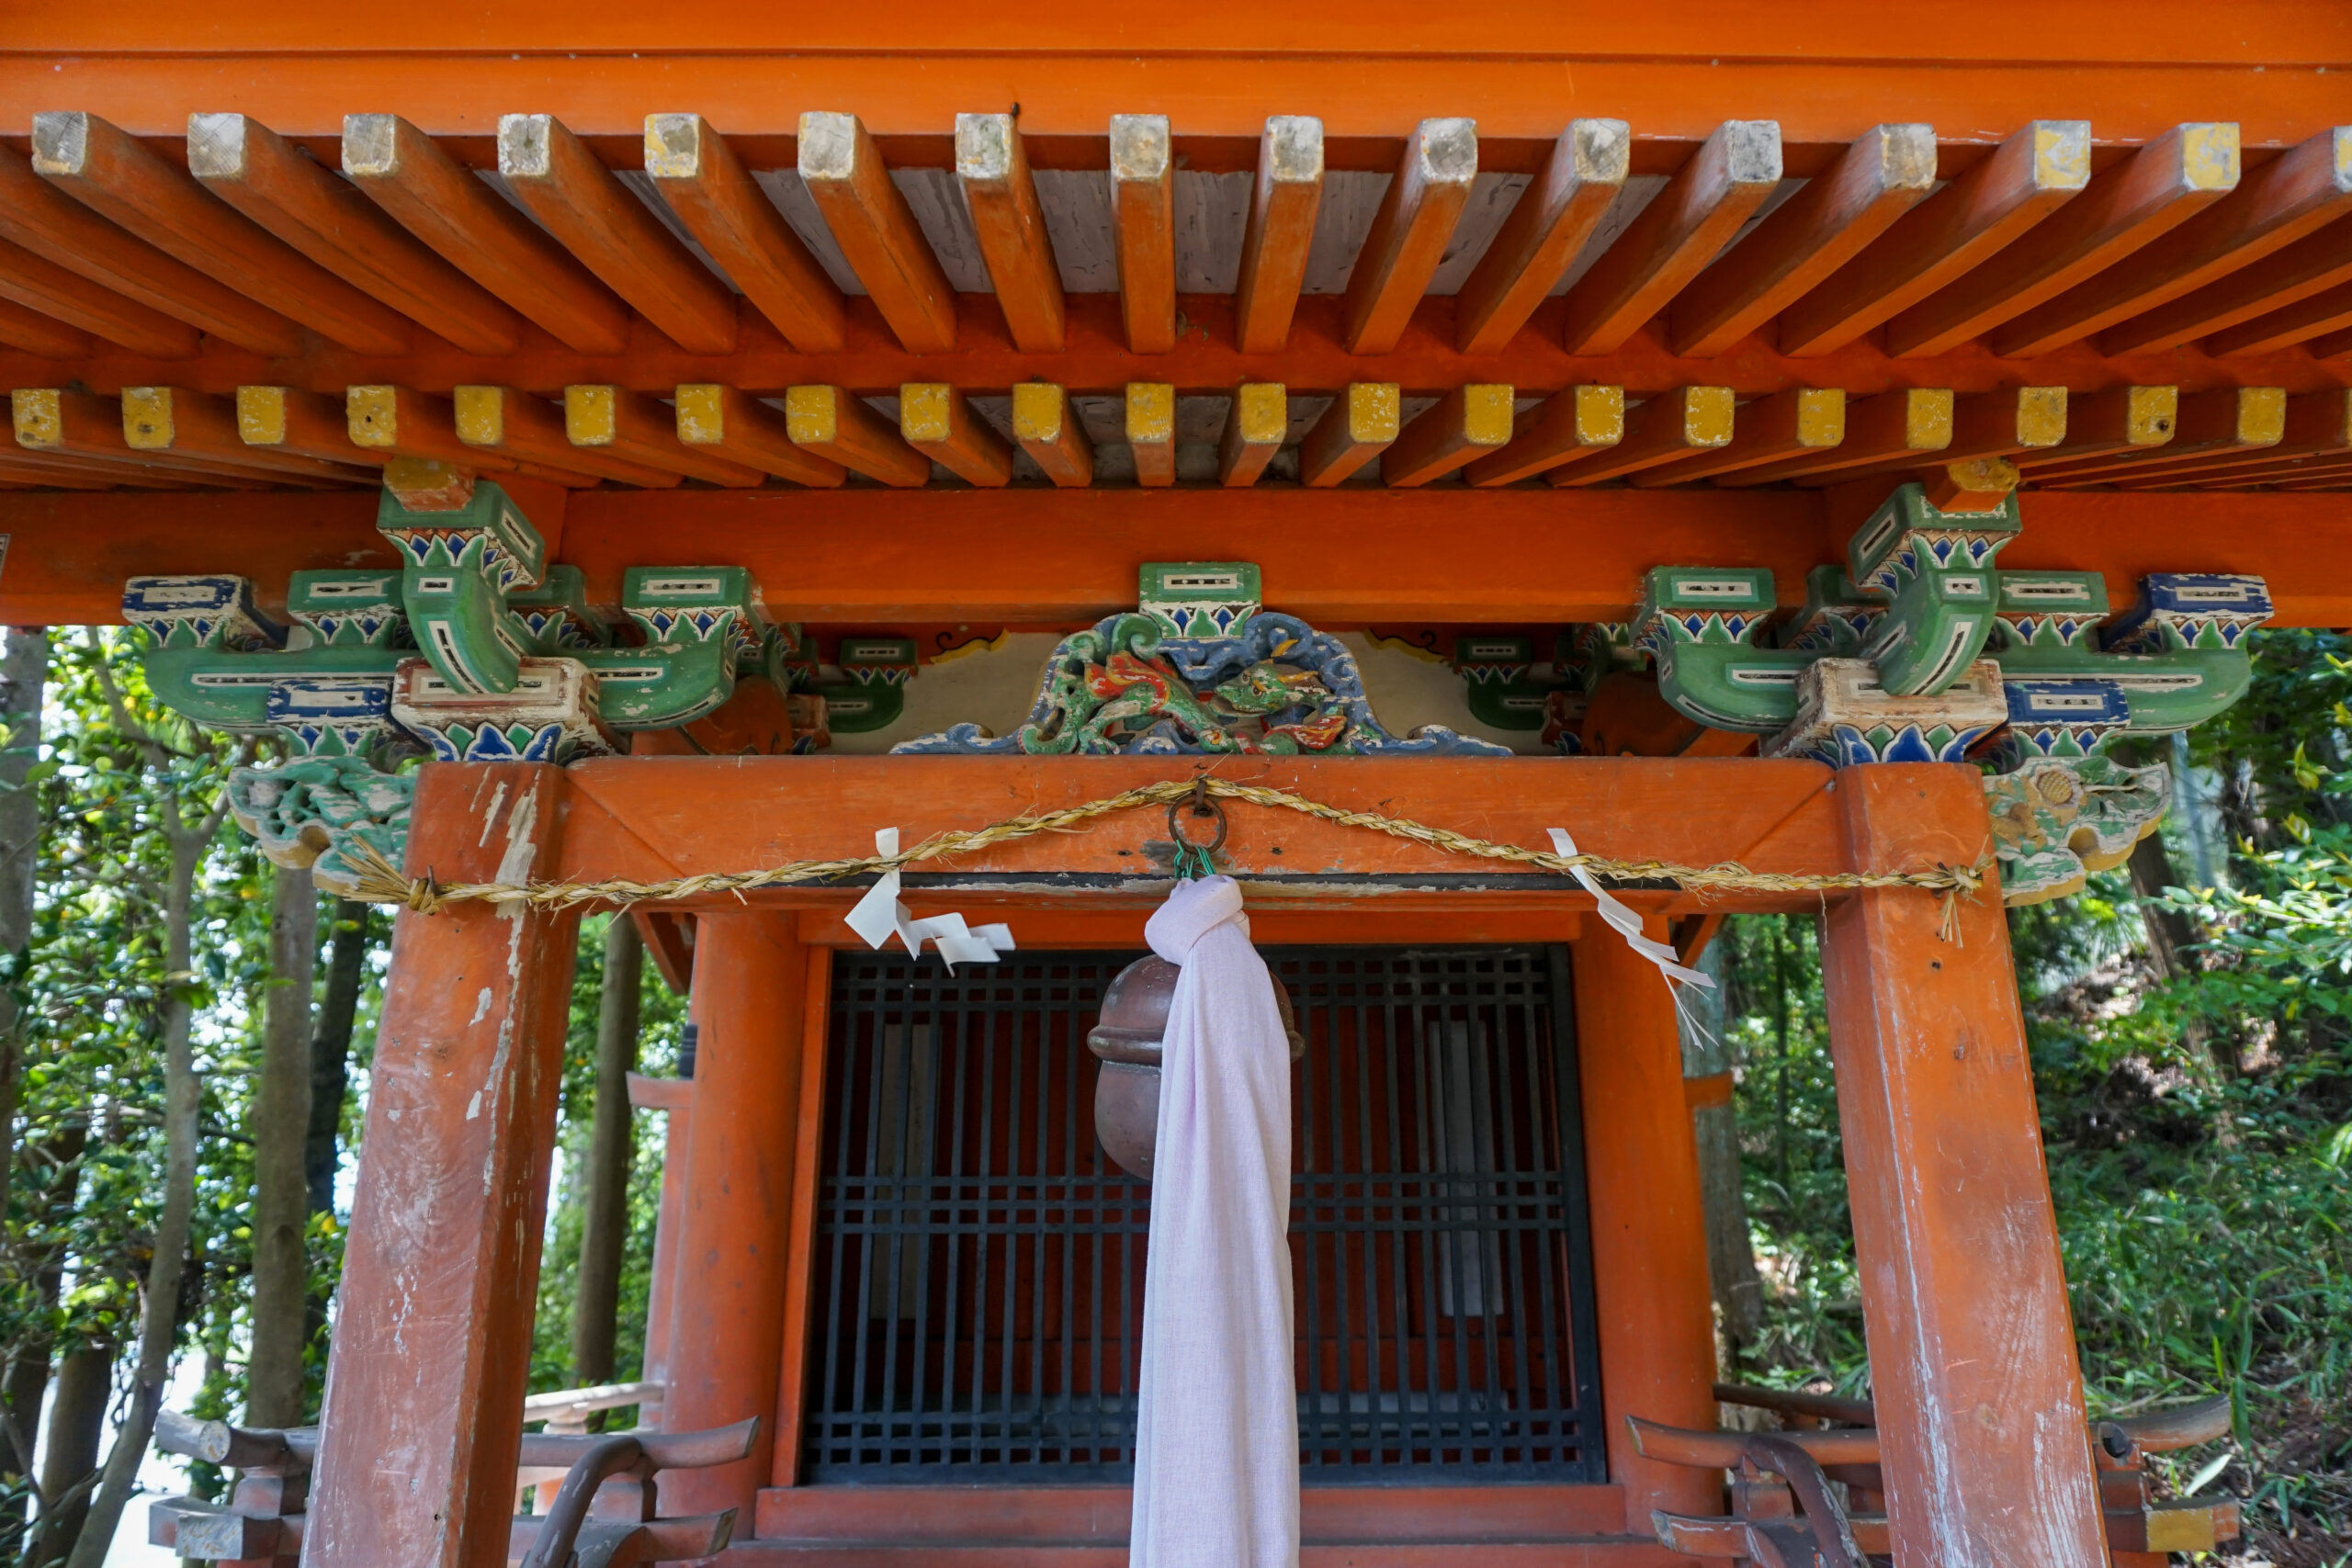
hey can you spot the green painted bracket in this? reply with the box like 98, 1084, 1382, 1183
1138, 561, 1261, 640
1776, 566, 1883, 657
1847, 481, 2018, 697
510, 565, 616, 655
377, 480, 547, 696
1987, 570, 2272, 736
580, 566, 760, 730
818, 637, 921, 733
1452, 634, 1563, 731
1633, 567, 1811, 733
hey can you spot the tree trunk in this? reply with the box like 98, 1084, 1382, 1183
1678, 938, 1764, 1356
2125, 832, 2220, 1073
27, 1342, 111, 1568
305, 899, 371, 1219
247, 863, 317, 1427
3, 1125, 90, 1498
62, 830, 205, 1568
571, 917, 643, 1397
0, 626, 49, 1217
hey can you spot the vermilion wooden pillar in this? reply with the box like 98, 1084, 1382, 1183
308, 764, 578, 1568
659, 911, 808, 1519
1820, 766, 2107, 1568
1572, 922, 1720, 1529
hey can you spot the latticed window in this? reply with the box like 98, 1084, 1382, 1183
804, 947, 1605, 1483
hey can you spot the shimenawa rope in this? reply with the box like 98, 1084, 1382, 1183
343, 776, 1989, 933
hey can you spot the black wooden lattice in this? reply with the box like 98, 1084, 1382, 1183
803, 946, 1605, 1484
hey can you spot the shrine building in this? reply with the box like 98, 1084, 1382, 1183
0, 7, 2339, 1565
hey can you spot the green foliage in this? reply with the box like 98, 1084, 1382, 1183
528, 916, 687, 1402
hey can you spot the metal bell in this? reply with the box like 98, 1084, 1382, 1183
1084, 954, 1306, 1179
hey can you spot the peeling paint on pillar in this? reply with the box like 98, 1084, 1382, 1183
307, 763, 580, 1568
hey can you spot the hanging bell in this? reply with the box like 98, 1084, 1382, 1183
1085, 954, 1306, 1179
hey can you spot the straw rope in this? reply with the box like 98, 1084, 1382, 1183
342, 776, 1990, 927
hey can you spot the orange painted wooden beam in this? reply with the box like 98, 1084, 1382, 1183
1234, 117, 1326, 355
5, 288, 2346, 411
1343, 118, 1478, 356
556, 755, 1850, 895
0, 234, 201, 358
797, 111, 956, 355
32, 110, 416, 355
8, 7, 2347, 146
956, 113, 1067, 354
644, 113, 847, 354
7, 484, 2351, 627
1108, 115, 1176, 355
1454, 120, 1628, 356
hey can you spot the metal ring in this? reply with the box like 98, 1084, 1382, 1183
1165, 795, 1229, 855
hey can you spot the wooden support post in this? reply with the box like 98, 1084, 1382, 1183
2029, 386, 2284, 484
1382, 382, 1513, 486
1344, 118, 1478, 355
772, 942, 832, 1485
343, 113, 636, 356
0, 234, 199, 357
236, 386, 389, 469
2013, 385, 2177, 468
646, 113, 846, 353
1296, 381, 1399, 486
957, 113, 1065, 352
187, 112, 524, 355
1217, 382, 1286, 487
566, 385, 766, 487
0, 295, 92, 360
1109, 114, 1176, 355
120, 386, 374, 484
1012, 381, 1094, 486
1464, 384, 1624, 486
899, 382, 1012, 486
454, 385, 684, 489
307, 764, 579, 1568
1234, 116, 1326, 354
32, 110, 413, 355
1717, 388, 1952, 486
1669, 122, 1937, 357
783, 384, 929, 487
0, 153, 303, 355
1819, 766, 2107, 1568
1780, 120, 2089, 357
1996, 124, 2352, 357
500, 114, 738, 355
1558, 119, 1782, 355
1631, 387, 1844, 486
675, 384, 848, 487
352, 385, 601, 489
1572, 919, 1718, 1529
798, 111, 956, 354
1885, 123, 2242, 357
1454, 119, 1628, 355
1125, 381, 1177, 486
1552, 385, 1734, 486
2143, 223, 2352, 355
660, 911, 806, 1518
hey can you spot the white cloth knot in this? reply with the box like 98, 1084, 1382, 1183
1145, 873, 1250, 963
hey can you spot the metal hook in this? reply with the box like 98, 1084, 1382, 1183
1165, 785, 1229, 879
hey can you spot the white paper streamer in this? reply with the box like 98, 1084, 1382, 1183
1547, 827, 1714, 992
844, 828, 1017, 969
